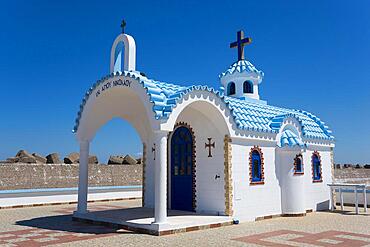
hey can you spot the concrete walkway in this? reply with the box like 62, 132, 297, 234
0, 186, 142, 208
0, 200, 369, 246
73, 207, 233, 235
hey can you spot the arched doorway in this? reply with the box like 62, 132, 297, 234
170, 125, 195, 211
163, 93, 233, 215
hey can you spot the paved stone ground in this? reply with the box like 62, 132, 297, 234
0, 199, 369, 246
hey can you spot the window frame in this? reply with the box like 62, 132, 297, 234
311, 151, 323, 182
243, 80, 253, 94
249, 146, 265, 185
294, 154, 304, 175
227, 82, 236, 96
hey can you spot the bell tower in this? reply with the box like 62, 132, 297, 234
219, 30, 264, 102
110, 19, 136, 73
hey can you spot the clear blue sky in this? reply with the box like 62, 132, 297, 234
0, 0, 369, 164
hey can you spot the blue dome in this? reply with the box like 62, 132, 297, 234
219, 60, 264, 79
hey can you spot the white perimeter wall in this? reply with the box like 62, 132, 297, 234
303, 149, 332, 211
232, 139, 282, 221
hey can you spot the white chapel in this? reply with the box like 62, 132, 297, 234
72, 22, 335, 234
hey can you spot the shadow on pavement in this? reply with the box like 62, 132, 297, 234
16, 214, 135, 235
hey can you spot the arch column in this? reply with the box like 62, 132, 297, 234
76, 140, 90, 214
153, 131, 168, 224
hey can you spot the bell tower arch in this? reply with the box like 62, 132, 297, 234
110, 20, 136, 73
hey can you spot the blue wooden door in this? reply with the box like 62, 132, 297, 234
171, 126, 193, 211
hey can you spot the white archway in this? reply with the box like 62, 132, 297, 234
74, 74, 167, 222
162, 92, 232, 215
75, 75, 160, 142
161, 90, 234, 135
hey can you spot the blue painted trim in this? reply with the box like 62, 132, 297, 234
73, 71, 334, 141
0, 185, 142, 194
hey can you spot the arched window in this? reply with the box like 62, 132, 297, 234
243, 81, 253, 94
312, 152, 322, 182
249, 146, 264, 184
227, 82, 236, 96
113, 41, 124, 72
294, 154, 304, 174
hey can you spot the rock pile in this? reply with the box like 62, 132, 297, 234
108, 155, 141, 165
63, 153, 99, 164
1, 150, 64, 164
1, 150, 141, 165
3, 150, 48, 164
87, 155, 99, 164
64, 152, 79, 164
108, 155, 124, 164
46, 153, 61, 164
33, 153, 47, 163
16, 150, 37, 163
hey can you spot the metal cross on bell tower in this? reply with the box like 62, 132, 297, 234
120, 19, 126, 34
230, 30, 252, 61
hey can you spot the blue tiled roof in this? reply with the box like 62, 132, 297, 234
73, 71, 334, 141
279, 129, 305, 147
219, 60, 264, 79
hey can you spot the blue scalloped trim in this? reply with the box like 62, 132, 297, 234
73, 71, 334, 141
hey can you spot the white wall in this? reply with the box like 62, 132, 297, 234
303, 149, 332, 211
276, 149, 306, 215
232, 139, 282, 221
232, 143, 333, 221
143, 104, 334, 218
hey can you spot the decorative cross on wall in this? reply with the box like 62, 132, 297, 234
152, 143, 156, 160
205, 138, 215, 157
230, 30, 252, 61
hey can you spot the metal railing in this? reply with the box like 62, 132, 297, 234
328, 183, 368, 214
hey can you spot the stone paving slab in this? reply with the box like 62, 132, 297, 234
0, 200, 368, 246
233, 230, 370, 246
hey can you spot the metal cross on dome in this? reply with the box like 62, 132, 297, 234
230, 30, 252, 61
